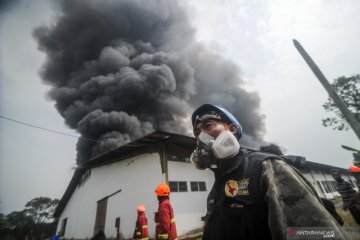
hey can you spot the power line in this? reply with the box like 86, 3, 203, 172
0, 115, 98, 142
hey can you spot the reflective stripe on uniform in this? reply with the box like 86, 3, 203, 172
158, 233, 169, 239
170, 218, 176, 223
142, 225, 148, 229
140, 238, 149, 240
136, 231, 141, 236
156, 222, 160, 226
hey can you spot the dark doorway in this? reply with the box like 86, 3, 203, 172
94, 198, 108, 234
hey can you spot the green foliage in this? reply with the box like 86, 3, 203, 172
24, 197, 59, 224
341, 145, 360, 167
0, 213, 8, 231
5, 211, 36, 238
322, 75, 360, 131
1, 197, 59, 240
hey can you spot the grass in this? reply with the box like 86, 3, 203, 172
335, 207, 360, 240
336, 208, 358, 227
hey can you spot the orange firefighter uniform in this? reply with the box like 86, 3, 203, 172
133, 205, 149, 240
155, 184, 177, 240
154, 212, 160, 240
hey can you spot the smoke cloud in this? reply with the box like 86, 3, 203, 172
34, 0, 266, 164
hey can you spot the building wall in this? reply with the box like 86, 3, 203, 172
302, 171, 338, 199
57, 152, 163, 239
301, 170, 358, 199
167, 161, 214, 235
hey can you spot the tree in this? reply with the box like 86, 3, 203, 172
2, 197, 59, 240
24, 197, 59, 224
0, 213, 8, 231
322, 75, 360, 131
23, 197, 59, 239
0, 213, 10, 238
5, 211, 36, 239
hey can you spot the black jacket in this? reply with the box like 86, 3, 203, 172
202, 150, 350, 240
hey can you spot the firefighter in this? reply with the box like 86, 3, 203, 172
133, 204, 149, 240
154, 212, 160, 240
348, 165, 360, 222
154, 184, 177, 240
349, 165, 360, 187
191, 104, 350, 240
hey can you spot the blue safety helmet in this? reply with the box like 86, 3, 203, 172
191, 104, 243, 140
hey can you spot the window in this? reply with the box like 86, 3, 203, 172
169, 181, 178, 192
316, 181, 325, 195
190, 182, 198, 191
169, 181, 187, 192
322, 181, 336, 193
199, 182, 206, 191
190, 181, 207, 192
321, 181, 329, 193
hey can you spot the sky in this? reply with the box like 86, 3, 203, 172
0, 0, 359, 214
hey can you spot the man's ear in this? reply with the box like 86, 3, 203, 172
228, 123, 238, 135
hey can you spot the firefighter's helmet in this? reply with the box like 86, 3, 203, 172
155, 183, 170, 196
137, 204, 146, 212
349, 165, 360, 173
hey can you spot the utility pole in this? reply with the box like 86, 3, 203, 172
293, 39, 360, 141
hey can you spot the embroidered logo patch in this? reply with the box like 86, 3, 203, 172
225, 179, 249, 197
238, 178, 250, 196
225, 180, 238, 197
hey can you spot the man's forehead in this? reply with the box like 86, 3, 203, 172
196, 118, 221, 128
194, 111, 222, 125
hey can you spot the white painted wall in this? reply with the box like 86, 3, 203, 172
57, 152, 163, 239
167, 161, 214, 235
102, 153, 164, 239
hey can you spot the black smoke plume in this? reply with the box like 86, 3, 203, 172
34, 0, 266, 164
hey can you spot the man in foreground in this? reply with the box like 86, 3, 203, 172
191, 104, 349, 240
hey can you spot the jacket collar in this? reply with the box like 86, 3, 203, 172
214, 150, 244, 176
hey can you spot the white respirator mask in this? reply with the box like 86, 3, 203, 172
191, 130, 240, 169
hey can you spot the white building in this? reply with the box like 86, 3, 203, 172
54, 131, 358, 239
298, 161, 358, 199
